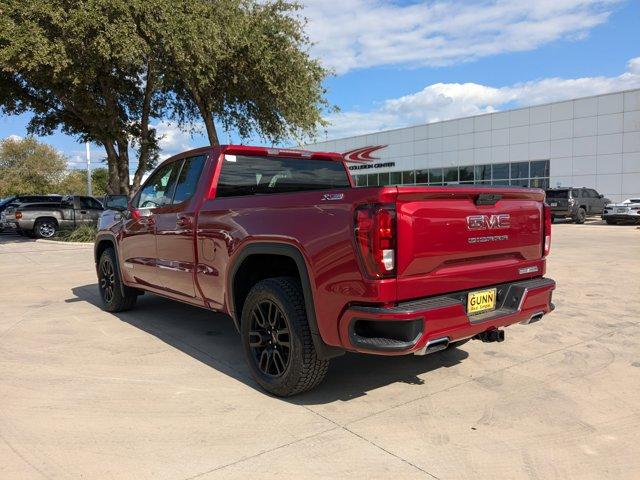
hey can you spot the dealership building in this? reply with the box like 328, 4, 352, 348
306, 88, 640, 202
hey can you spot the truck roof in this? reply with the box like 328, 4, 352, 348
161, 145, 344, 165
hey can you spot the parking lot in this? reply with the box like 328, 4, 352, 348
1, 221, 639, 479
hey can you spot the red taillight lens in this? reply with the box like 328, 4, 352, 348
354, 204, 396, 278
15, 211, 22, 220
543, 203, 551, 257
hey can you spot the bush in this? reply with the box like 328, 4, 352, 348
54, 225, 97, 243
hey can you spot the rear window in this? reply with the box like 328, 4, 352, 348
216, 155, 350, 198
546, 190, 569, 199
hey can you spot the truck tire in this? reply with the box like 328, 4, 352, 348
97, 247, 137, 312
574, 208, 586, 224
33, 219, 57, 238
605, 219, 618, 225
241, 277, 329, 397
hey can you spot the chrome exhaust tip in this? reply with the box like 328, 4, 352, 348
520, 311, 545, 325
414, 336, 450, 356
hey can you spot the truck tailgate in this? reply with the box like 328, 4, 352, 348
395, 186, 545, 300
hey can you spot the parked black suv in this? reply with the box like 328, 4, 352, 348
545, 187, 610, 223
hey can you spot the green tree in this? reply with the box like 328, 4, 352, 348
91, 168, 109, 196
57, 169, 87, 195
151, 0, 331, 145
0, 0, 331, 196
0, 0, 162, 195
0, 137, 67, 196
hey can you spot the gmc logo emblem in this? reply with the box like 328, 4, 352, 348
467, 214, 510, 230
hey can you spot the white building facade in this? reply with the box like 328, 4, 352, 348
307, 88, 640, 202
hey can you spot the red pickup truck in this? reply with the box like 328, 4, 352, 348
95, 145, 556, 396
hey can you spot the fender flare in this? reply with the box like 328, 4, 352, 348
227, 242, 343, 360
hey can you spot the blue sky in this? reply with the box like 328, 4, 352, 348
1, 0, 639, 173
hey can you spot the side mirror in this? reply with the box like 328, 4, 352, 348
599, 194, 604, 198
104, 194, 129, 211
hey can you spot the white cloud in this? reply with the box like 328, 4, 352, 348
302, 0, 622, 74
321, 56, 640, 138
152, 120, 203, 160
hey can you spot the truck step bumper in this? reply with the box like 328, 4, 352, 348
338, 277, 556, 355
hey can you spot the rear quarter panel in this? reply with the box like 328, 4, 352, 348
195, 186, 399, 347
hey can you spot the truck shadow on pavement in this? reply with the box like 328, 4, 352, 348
70, 283, 468, 404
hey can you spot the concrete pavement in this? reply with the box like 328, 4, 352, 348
1, 222, 639, 479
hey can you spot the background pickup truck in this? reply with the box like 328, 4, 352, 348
96, 145, 556, 396
4, 195, 104, 238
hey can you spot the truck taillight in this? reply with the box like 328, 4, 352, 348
354, 204, 396, 278
15, 211, 22, 220
543, 203, 551, 257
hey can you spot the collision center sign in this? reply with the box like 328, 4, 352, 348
342, 145, 395, 171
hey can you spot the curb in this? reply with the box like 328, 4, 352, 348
35, 239, 93, 246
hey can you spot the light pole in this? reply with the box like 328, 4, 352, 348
86, 142, 92, 196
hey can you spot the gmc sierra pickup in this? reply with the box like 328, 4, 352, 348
95, 145, 556, 396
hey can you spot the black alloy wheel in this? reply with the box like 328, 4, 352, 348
97, 248, 138, 312
249, 300, 291, 377
99, 255, 116, 304
241, 277, 329, 396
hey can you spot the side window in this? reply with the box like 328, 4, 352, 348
571, 189, 581, 198
172, 155, 206, 204
136, 162, 181, 209
587, 189, 599, 198
79, 197, 103, 209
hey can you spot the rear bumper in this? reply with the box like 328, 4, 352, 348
550, 209, 573, 217
602, 214, 640, 221
338, 277, 556, 355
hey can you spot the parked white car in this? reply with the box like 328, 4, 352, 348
602, 198, 640, 224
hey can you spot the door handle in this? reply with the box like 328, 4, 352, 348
176, 216, 192, 228
80, 210, 87, 214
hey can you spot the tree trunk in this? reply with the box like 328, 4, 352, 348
103, 139, 130, 195
116, 138, 131, 196
103, 141, 121, 194
193, 91, 219, 145
133, 62, 155, 192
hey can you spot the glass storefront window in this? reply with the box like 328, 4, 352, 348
443, 167, 458, 182
492, 179, 509, 186
428, 168, 443, 184
352, 160, 550, 189
415, 169, 429, 184
492, 163, 509, 180
459, 166, 474, 182
510, 162, 529, 180
530, 160, 549, 178
402, 170, 415, 184
474, 164, 491, 181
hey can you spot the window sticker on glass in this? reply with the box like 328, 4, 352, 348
225, 154, 237, 162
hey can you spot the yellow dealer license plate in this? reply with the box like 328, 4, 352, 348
467, 288, 497, 315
